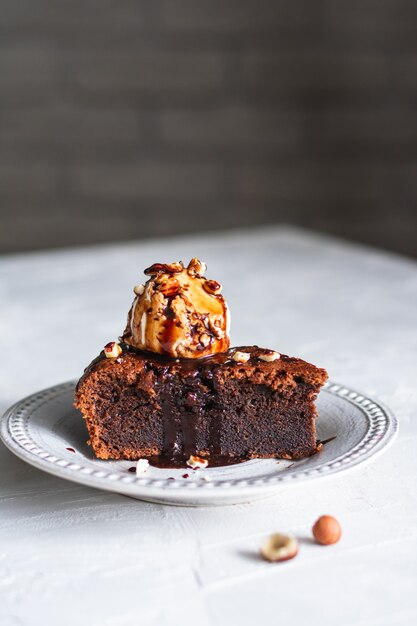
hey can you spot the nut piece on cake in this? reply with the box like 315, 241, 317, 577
186, 455, 209, 469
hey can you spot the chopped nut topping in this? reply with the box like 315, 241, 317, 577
135, 459, 150, 475
144, 263, 167, 276
187, 258, 207, 276
154, 272, 168, 285
133, 284, 145, 296
199, 333, 211, 347
167, 262, 184, 272
203, 279, 222, 295
158, 278, 181, 298
232, 351, 251, 363
186, 455, 209, 469
104, 342, 122, 359
144, 262, 183, 276
258, 351, 280, 362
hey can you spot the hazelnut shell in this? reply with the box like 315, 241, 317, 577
260, 533, 298, 562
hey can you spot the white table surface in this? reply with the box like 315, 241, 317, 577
1, 226, 416, 626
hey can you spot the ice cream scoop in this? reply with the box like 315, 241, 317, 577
122, 258, 230, 358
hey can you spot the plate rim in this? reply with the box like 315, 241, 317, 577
0, 380, 398, 501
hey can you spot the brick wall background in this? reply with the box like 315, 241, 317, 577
1, 0, 416, 256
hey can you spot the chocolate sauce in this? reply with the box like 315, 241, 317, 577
160, 388, 181, 462
144, 263, 180, 276
160, 318, 177, 355
159, 297, 181, 355
163, 304, 176, 320
145, 453, 246, 469
148, 348, 224, 468
158, 374, 205, 468
317, 436, 337, 446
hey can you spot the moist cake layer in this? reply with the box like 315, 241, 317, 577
75, 344, 328, 467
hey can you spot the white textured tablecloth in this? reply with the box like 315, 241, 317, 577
1, 226, 416, 626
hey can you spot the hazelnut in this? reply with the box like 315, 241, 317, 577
133, 284, 145, 296
186, 455, 209, 469
258, 351, 280, 362
232, 351, 250, 363
165, 262, 184, 274
135, 459, 150, 475
260, 533, 298, 563
104, 342, 122, 359
199, 333, 211, 347
144, 263, 167, 276
154, 272, 168, 285
203, 279, 222, 295
145, 262, 183, 276
187, 258, 207, 276
158, 278, 181, 297
312, 515, 342, 545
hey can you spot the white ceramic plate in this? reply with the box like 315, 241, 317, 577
1, 381, 397, 506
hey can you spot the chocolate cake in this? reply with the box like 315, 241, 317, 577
75, 259, 328, 467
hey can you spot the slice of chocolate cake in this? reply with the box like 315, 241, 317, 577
75, 345, 327, 465
74, 259, 328, 467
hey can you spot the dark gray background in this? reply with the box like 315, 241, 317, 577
1, 1, 416, 256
